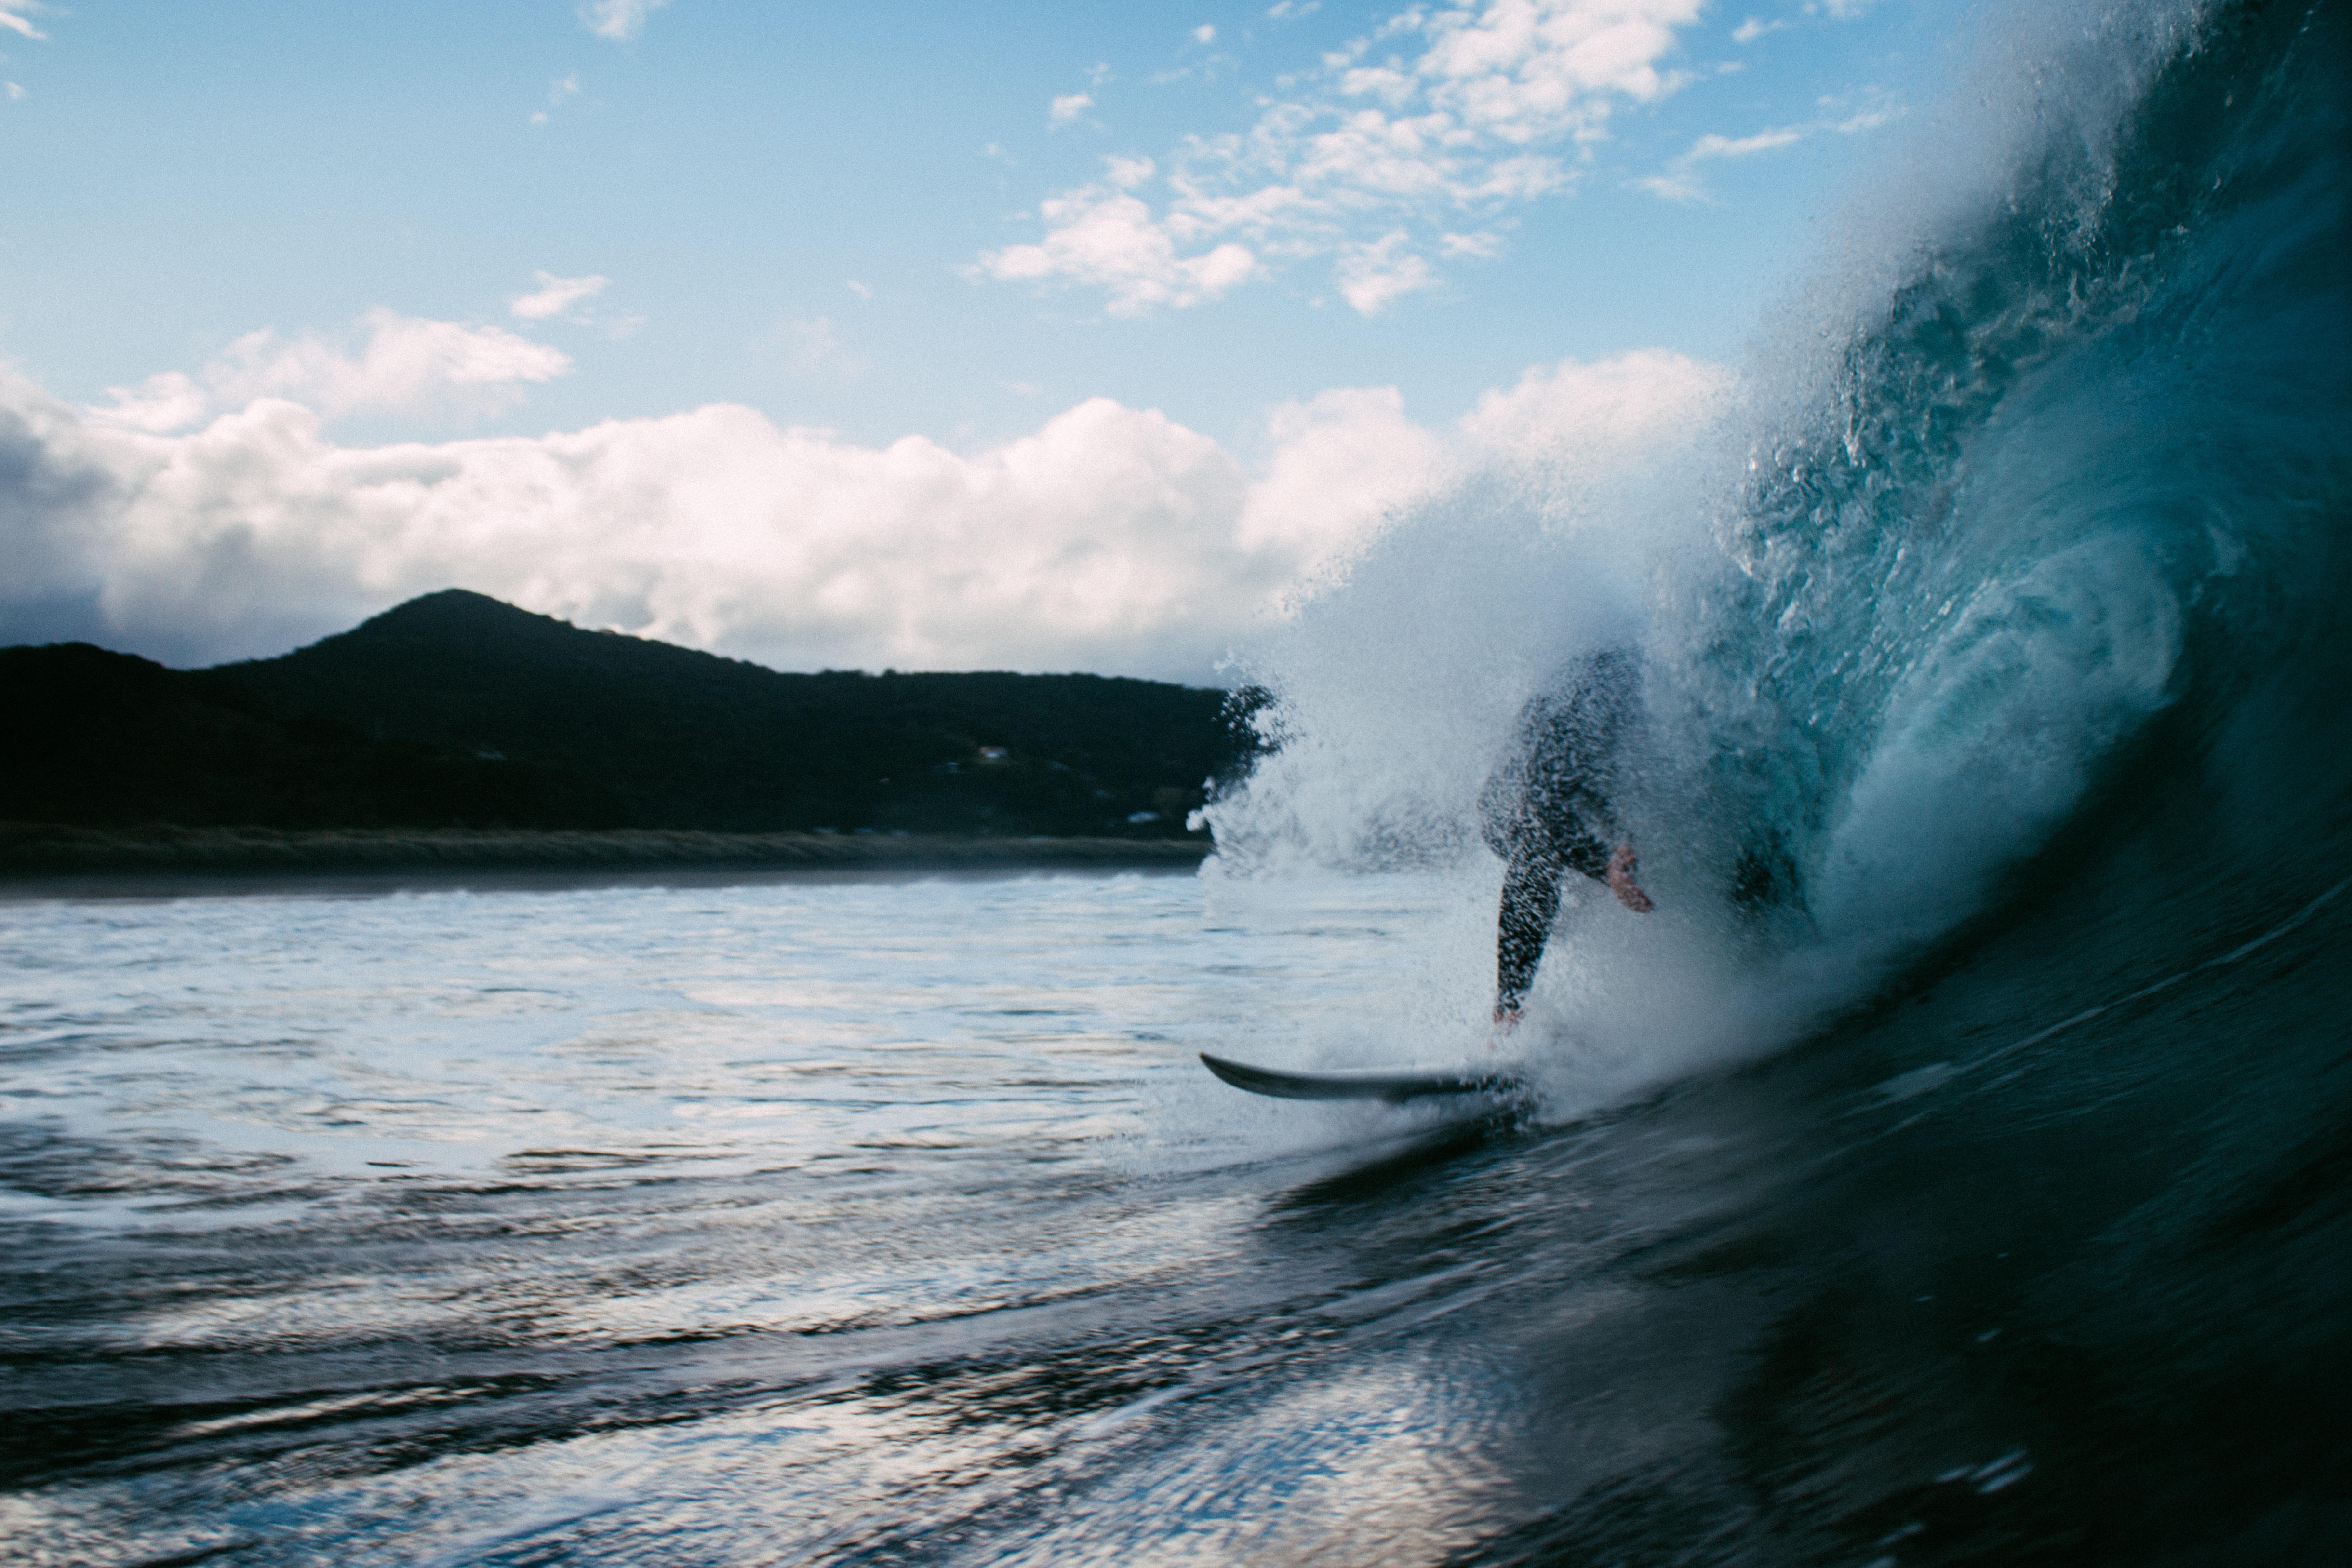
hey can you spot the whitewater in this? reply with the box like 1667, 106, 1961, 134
5, 0, 2349, 1561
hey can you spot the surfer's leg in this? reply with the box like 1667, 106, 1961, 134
1496, 850, 1563, 1017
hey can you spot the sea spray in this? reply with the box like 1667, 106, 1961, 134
1204, 0, 2345, 1099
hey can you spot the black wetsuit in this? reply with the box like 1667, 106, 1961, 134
1478, 647, 1640, 1013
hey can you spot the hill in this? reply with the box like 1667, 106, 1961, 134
3, 591, 1261, 838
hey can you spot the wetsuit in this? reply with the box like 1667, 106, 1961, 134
1478, 647, 1640, 1014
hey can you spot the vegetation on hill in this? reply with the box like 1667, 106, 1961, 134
4, 591, 1263, 837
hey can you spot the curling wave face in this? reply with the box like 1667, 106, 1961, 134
1211, 0, 2352, 1059
1684, 0, 2350, 955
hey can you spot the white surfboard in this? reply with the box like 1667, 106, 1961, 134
1198, 1051, 1530, 1103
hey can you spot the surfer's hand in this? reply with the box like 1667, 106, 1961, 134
1608, 845, 1655, 913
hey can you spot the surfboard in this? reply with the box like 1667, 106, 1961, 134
1198, 1051, 1530, 1103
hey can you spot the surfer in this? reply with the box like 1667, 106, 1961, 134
1481, 646, 1652, 1029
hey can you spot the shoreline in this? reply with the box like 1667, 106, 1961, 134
0, 824, 1212, 899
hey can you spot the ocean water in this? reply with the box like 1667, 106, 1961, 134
1, 847, 2345, 1567
10, 0, 2352, 1560
1, 869, 1581, 1565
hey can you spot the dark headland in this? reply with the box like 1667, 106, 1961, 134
2, 590, 1262, 885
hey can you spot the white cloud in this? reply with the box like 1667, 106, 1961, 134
1336, 231, 1438, 314
1829, 104, 1897, 134
1239, 386, 1443, 579
1104, 154, 1157, 188
1268, 1, 1321, 18
1455, 347, 1725, 460
579, 0, 669, 41
1049, 92, 1094, 126
87, 310, 572, 432
0, 0, 41, 97
1194, 23, 1217, 43
1406, 0, 1699, 139
1695, 125, 1808, 157
509, 270, 609, 321
983, 0, 1708, 316
83, 371, 208, 435
1732, 16, 1790, 43
977, 188, 1258, 317
8, 390, 1270, 677
845, 279, 873, 300
5, 348, 1722, 679
1636, 95, 1896, 201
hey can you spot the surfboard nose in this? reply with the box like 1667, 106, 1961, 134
1199, 1051, 1529, 1103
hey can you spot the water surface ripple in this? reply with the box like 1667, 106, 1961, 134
5, 860, 2348, 1564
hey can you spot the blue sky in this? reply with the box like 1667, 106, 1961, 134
0, 0, 1965, 676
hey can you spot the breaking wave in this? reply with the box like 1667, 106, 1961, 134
1208, 0, 2351, 1095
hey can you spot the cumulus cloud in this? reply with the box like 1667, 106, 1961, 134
1238, 386, 1443, 584
1456, 347, 1726, 462
579, 0, 669, 41
1049, 92, 1094, 126
85, 311, 571, 434
1336, 230, 1439, 313
5, 348, 1722, 679
978, 186, 1258, 317
6, 388, 1270, 675
509, 270, 609, 320
980, 0, 1707, 316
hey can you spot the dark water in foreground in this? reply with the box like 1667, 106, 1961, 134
1, 852, 2347, 1566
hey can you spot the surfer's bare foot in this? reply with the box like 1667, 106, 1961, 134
1608, 845, 1655, 913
